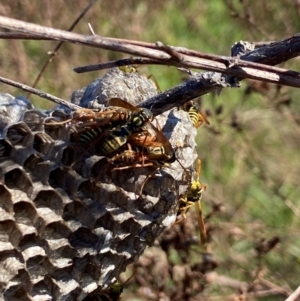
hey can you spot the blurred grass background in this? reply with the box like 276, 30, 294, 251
0, 1, 300, 300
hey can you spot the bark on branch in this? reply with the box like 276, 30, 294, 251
0, 16, 299, 114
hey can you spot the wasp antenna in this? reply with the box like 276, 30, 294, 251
153, 117, 162, 131
141, 132, 149, 166
138, 167, 160, 196
123, 270, 136, 287
176, 158, 190, 180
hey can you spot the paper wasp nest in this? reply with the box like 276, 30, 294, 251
0, 68, 197, 301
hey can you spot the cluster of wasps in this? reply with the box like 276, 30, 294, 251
67, 67, 210, 247
90, 99, 209, 301
69, 97, 176, 173
70, 77, 209, 300
68, 92, 209, 243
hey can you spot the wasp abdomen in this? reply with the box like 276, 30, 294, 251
79, 127, 103, 143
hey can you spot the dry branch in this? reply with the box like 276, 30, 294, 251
0, 16, 300, 86
0, 75, 80, 110
0, 16, 300, 115
139, 72, 233, 115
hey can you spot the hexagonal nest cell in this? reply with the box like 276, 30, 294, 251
0, 68, 197, 300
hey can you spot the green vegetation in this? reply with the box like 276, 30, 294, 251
0, 1, 299, 300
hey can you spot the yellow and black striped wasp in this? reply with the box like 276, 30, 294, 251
70, 98, 153, 157
61, 98, 153, 166
107, 109, 177, 169
108, 134, 175, 168
181, 100, 210, 128
97, 99, 153, 156
127, 120, 176, 164
118, 65, 138, 74
104, 113, 180, 195
119, 65, 161, 93
176, 159, 206, 245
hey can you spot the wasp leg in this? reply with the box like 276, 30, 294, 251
197, 200, 206, 245
44, 119, 72, 125
174, 203, 192, 224
111, 162, 154, 171
137, 166, 161, 196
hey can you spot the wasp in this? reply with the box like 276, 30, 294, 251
118, 65, 138, 74
127, 121, 175, 164
108, 138, 174, 174
69, 98, 153, 160
108, 112, 177, 168
108, 123, 189, 196
119, 65, 161, 93
45, 103, 128, 129
108, 147, 153, 168
181, 100, 210, 128
176, 159, 206, 245
71, 98, 145, 142
108, 145, 173, 169
95, 100, 153, 156
108, 145, 176, 196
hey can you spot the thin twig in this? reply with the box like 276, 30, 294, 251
88, 23, 96, 35
259, 277, 291, 296
208, 288, 288, 301
285, 286, 300, 301
27, 0, 97, 98
0, 75, 80, 110
73, 57, 165, 73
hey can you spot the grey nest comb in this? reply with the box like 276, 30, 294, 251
0, 68, 197, 301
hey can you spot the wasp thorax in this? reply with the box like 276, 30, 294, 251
137, 108, 153, 124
